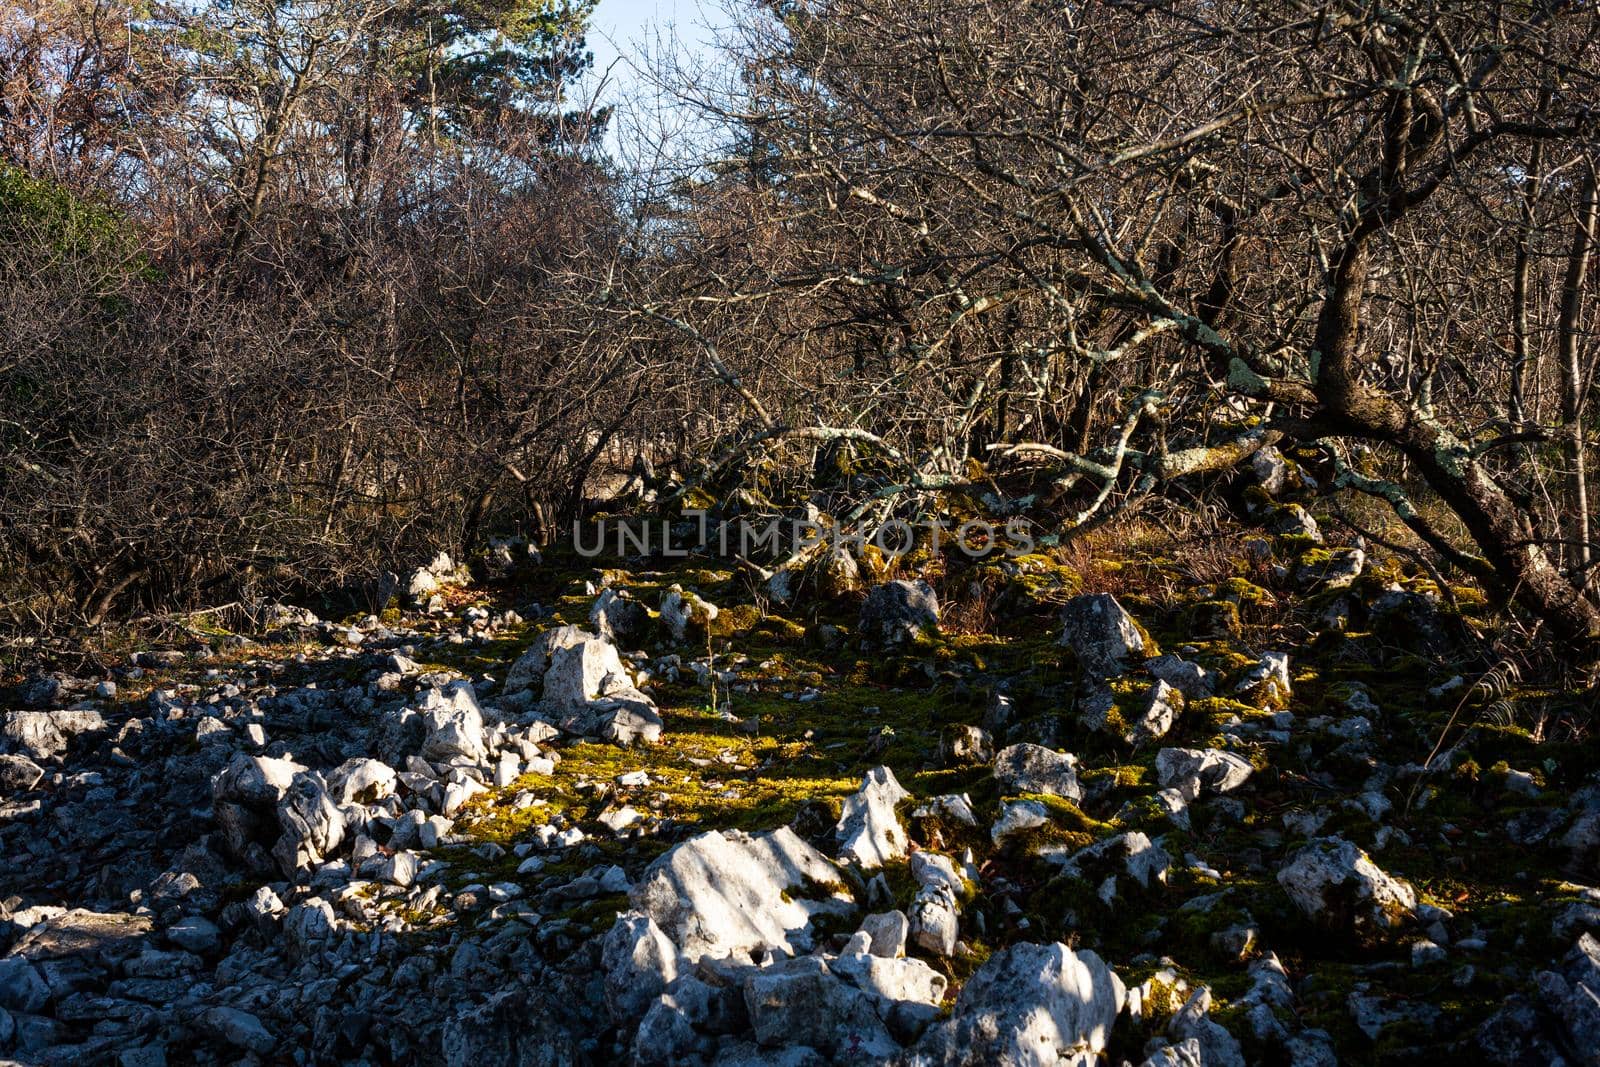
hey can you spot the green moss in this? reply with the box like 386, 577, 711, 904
1188, 600, 1242, 638
713, 603, 763, 637
1215, 577, 1273, 606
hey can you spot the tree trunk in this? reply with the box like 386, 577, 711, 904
1558, 170, 1597, 588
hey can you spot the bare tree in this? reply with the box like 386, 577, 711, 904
0, 0, 636, 626
631, 0, 1600, 663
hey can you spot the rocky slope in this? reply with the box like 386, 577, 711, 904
3, 467, 1600, 1065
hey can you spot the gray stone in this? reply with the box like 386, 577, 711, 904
902, 941, 1125, 1066
908, 883, 959, 957
0, 753, 44, 795
1278, 837, 1416, 935
603, 911, 679, 1024
440, 987, 583, 1067
202, 1006, 276, 1054
859, 911, 909, 958
627, 827, 855, 966
1155, 748, 1254, 797
742, 955, 898, 1058
1058, 594, 1149, 678
994, 743, 1082, 802
2, 709, 107, 759
859, 580, 940, 646
118, 1046, 167, 1067
835, 765, 911, 869
0, 958, 50, 1013
164, 915, 220, 955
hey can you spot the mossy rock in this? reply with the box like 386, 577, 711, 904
1215, 576, 1273, 606
1188, 600, 1242, 638
711, 603, 763, 638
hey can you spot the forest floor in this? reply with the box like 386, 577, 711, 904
2, 470, 1598, 1066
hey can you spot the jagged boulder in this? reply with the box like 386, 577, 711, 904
1167, 987, 1246, 1067
1144, 655, 1216, 699
901, 941, 1125, 1066
860, 911, 911, 958
1278, 837, 1416, 936
212, 754, 307, 868
372, 705, 427, 767
1234, 652, 1292, 709
1, 709, 107, 760
994, 743, 1082, 802
627, 939, 947, 1064
591, 587, 651, 646
418, 682, 488, 764
1480, 932, 1600, 1065
273, 771, 346, 876
504, 624, 589, 696
625, 827, 856, 966
1059, 594, 1152, 678
835, 765, 912, 869
660, 585, 719, 642
326, 757, 397, 805
602, 912, 679, 1024
742, 955, 900, 1059
542, 637, 662, 745
1040, 831, 1171, 895
859, 580, 940, 646
1155, 748, 1254, 798
831, 937, 947, 1008
1129, 680, 1184, 742
0, 957, 50, 1013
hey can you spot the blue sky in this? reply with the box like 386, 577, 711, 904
579, 0, 729, 163
584, 0, 719, 107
